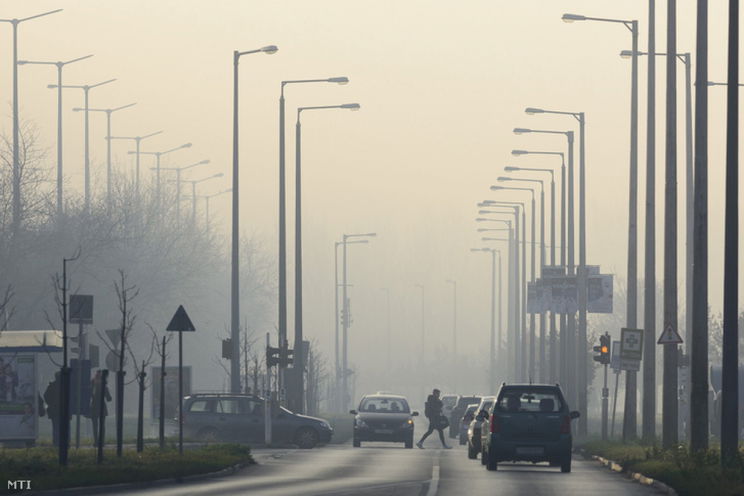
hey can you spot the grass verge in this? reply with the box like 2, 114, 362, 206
0, 443, 253, 494
580, 440, 744, 496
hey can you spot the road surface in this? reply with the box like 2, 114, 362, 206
92, 440, 659, 496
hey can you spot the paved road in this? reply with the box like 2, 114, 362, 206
95, 439, 660, 496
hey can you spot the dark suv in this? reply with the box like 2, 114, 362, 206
350, 394, 419, 448
182, 393, 332, 449
481, 384, 579, 472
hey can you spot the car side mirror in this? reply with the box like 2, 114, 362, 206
349, 410, 358, 415
412, 411, 419, 416
570, 410, 580, 419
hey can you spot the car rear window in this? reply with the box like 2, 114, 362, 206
359, 397, 410, 413
457, 396, 481, 409
496, 389, 564, 413
441, 396, 458, 409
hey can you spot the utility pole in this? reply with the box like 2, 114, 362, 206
721, 0, 739, 466
690, 0, 709, 454
661, 0, 679, 449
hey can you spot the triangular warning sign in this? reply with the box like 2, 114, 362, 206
166, 305, 196, 332
657, 323, 683, 345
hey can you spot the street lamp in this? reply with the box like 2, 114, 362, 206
109, 130, 163, 198
471, 247, 501, 392
156, 160, 210, 223
341, 232, 376, 411
0, 8, 63, 231
562, 10, 639, 441
231, 44, 277, 394
277, 76, 349, 405
445, 279, 457, 359
48, 78, 115, 213
183, 173, 223, 224
19, 54, 93, 216
478, 204, 524, 381
130, 142, 191, 210
75, 103, 137, 208
333, 238, 368, 411
186, 188, 232, 229
500, 175, 548, 383
292, 103, 360, 413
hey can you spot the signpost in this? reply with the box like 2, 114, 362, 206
166, 305, 195, 455
69, 295, 93, 450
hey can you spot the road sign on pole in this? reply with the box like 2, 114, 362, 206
657, 323, 683, 345
166, 305, 195, 455
69, 294, 94, 324
620, 328, 644, 361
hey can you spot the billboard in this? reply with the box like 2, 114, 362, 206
0, 354, 37, 440
587, 274, 614, 313
151, 366, 191, 420
549, 275, 577, 314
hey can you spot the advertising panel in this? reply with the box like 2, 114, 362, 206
0, 354, 36, 440
587, 274, 614, 313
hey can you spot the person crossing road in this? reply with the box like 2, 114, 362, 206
416, 388, 451, 449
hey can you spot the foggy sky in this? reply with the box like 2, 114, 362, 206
2, 1, 739, 394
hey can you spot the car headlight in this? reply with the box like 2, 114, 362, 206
402, 419, 414, 428
355, 419, 368, 429
319, 421, 331, 430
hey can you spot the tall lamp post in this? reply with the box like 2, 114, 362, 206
471, 247, 501, 393
278, 78, 348, 387
231, 44, 278, 393
505, 163, 560, 381
341, 232, 376, 410
562, 10, 638, 441
184, 173, 224, 224
0, 8, 63, 230
109, 130, 163, 197
499, 176, 546, 382
293, 102, 360, 413
491, 185, 536, 383
130, 142, 191, 211
156, 160, 210, 223
75, 103, 137, 207
201, 188, 232, 229
48, 78, 115, 213
18, 54, 93, 216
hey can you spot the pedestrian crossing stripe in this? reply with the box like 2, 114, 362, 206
657, 324, 683, 345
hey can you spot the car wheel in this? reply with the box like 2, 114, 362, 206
197, 427, 219, 443
294, 427, 319, 449
561, 455, 572, 473
486, 451, 498, 471
467, 443, 477, 459
405, 438, 413, 449
353, 437, 361, 448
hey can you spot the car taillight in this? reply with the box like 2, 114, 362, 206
490, 414, 500, 433
560, 415, 571, 434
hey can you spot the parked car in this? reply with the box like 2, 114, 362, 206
350, 394, 418, 448
449, 395, 481, 438
181, 393, 332, 449
481, 384, 579, 472
441, 394, 459, 420
459, 404, 479, 445
467, 396, 496, 459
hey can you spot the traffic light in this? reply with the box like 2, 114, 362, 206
593, 334, 611, 365
266, 346, 281, 367
280, 347, 294, 367
221, 338, 232, 360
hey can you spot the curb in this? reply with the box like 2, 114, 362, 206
27, 461, 253, 496
591, 455, 677, 495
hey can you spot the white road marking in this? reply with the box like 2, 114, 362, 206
426, 453, 441, 496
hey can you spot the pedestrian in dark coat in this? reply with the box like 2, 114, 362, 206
416, 388, 451, 449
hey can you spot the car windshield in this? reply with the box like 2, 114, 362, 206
359, 397, 410, 413
441, 396, 458, 409
496, 389, 564, 413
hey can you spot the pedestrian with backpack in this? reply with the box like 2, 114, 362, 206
416, 388, 451, 449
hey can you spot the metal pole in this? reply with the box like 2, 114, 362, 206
539, 187, 546, 383
97, 369, 107, 463
642, 0, 658, 444
191, 182, 196, 224
602, 359, 609, 441
549, 175, 557, 382
559, 160, 566, 386
690, 0, 709, 454
56, 64, 63, 216
453, 281, 457, 358
611, 370, 620, 438
178, 330, 183, 455
11, 22, 20, 231
135, 138, 141, 199
721, 0, 738, 465
566, 131, 576, 408
497, 250, 503, 382
490, 250, 496, 393
278, 89, 288, 409
334, 242, 340, 411
75, 322, 83, 449
83, 88, 90, 213
521, 208, 527, 382
577, 113, 587, 438
529, 196, 536, 382
230, 50, 241, 393
683, 52, 693, 441
294, 115, 305, 413
159, 336, 165, 450
175, 169, 181, 223
60, 258, 69, 466
623, 21, 640, 441
106, 111, 112, 210
661, 0, 679, 450
342, 237, 349, 410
